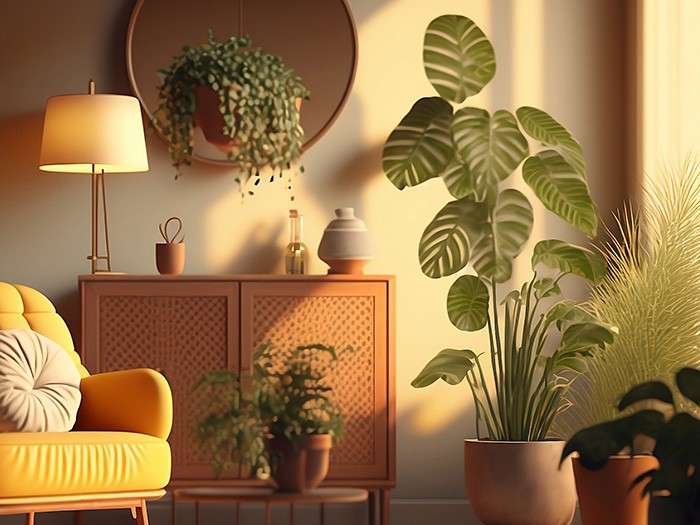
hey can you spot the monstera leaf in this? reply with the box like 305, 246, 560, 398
447, 275, 489, 331
452, 108, 529, 185
544, 301, 597, 330
411, 348, 478, 387
419, 197, 486, 278
532, 240, 606, 283
441, 158, 476, 199
522, 150, 598, 236
561, 410, 665, 470
423, 15, 496, 103
516, 106, 585, 176
383, 97, 454, 190
471, 189, 533, 282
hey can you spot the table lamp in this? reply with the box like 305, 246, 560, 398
38, 80, 149, 273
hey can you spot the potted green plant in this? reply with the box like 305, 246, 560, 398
383, 14, 616, 525
156, 31, 310, 187
553, 164, 700, 525
195, 343, 343, 492
562, 367, 700, 525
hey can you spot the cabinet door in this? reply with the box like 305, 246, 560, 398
241, 281, 389, 481
82, 281, 239, 479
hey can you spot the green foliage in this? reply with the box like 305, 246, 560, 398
156, 30, 309, 183
562, 367, 700, 519
558, 162, 700, 437
383, 14, 610, 441
383, 97, 453, 190
195, 343, 344, 478
422, 15, 495, 103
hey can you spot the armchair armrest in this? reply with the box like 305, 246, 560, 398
75, 368, 173, 439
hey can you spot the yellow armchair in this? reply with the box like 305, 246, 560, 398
0, 283, 172, 524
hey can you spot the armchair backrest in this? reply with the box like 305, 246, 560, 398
0, 282, 88, 377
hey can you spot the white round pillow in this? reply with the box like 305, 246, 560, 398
0, 329, 81, 432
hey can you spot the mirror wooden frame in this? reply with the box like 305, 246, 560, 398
125, 0, 358, 167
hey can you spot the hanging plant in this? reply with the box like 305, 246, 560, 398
156, 30, 310, 190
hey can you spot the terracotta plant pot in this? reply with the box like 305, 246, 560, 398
464, 440, 576, 525
193, 85, 303, 154
574, 455, 658, 525
156, 243, 185, 275
267, 434, 331, 493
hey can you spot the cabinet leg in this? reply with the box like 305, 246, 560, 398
135, 501, 149, 525
26, 512, 35, 525
74, 510, 84, 525
379, 489, 390, 525
368, 490, 377, 525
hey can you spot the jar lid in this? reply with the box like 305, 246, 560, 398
325, 207, 367, 231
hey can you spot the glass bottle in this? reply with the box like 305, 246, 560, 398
285, 209, 308, 275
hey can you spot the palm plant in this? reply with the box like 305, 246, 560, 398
384, 14, 617, 441
557, 161, 700, 437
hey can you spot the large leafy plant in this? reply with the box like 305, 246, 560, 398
157, 31, 309, 185
557, 163, 700, 436
195, 343, 343, 478
383, 15, 616, 440
562, 367, 700, 521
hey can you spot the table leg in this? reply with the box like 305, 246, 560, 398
368, 490, 377, 525
380, 489, 390, 525
195, 501, 200, 525
289, 502, 295, 525
265, 502, 272, 525
171, 493, 176, 525
320, 503, 326, 525
235, 503, 240, 525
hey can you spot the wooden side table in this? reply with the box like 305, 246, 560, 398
172, 487, 369, 525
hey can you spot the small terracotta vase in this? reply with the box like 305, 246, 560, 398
464, 440, 576, 525
156, 243, 185, 275
574, 455, 658, 525
267, 434, 332, 493
317, 208, 374, 274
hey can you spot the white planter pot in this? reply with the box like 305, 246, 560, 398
464, 440, 576, 525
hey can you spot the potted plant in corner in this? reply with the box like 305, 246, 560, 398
195, 343, 343, 492
562, 367, 700, 525
551, 163, 700, 525
156, 30, 309, 187
382, 14, 616, 525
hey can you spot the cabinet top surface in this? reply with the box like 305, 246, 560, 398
79, 274, 395, 282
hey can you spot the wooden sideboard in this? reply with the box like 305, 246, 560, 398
79, 274, 395, 523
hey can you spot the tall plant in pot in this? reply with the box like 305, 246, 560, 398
554, 163, 700, 525
382, 14, 616, 525
196, 343, 343, 492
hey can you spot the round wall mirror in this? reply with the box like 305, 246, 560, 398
127, 0, 357, 166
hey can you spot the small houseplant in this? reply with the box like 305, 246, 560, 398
196, 343, 343, 492
562, 367, 700, 525
383, 14, 616, 525
156, 31, 309, 188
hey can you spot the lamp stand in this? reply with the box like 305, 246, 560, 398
89, 164, 112, 274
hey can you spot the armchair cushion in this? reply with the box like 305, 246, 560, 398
0, 329, 81, 432
0, 431, 170, 498
75, 368, 173, 440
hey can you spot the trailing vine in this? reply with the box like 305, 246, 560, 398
156, 30, 309, 195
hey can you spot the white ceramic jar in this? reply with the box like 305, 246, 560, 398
317, 208, 374, 274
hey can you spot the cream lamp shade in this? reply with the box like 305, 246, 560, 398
39, 94, 149, 173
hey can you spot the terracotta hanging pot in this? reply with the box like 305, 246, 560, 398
267, 434, 332, 493
574, 455, 658, 525
193, 85, 237, 153
193, 85, 303, 154
464, 440, 577, 525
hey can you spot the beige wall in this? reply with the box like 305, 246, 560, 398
0, 0, 629, 516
